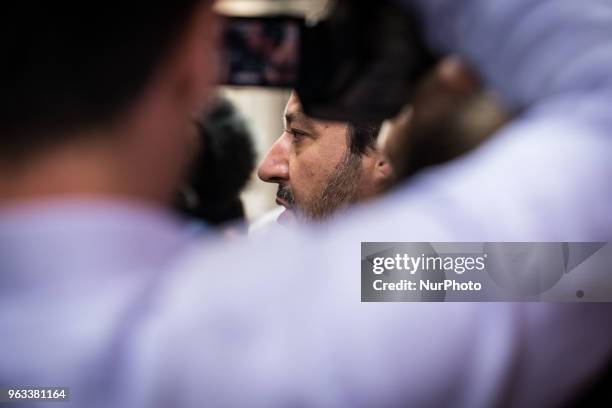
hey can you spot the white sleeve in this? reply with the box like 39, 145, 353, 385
405, 0, 612, 109
123, 232, 612, 408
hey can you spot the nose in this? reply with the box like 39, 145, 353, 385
258, 135, 290, 183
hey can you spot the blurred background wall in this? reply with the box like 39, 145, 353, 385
215, 0, 329, 222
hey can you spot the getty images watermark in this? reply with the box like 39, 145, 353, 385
361, 242, 611, 302
371, 252, 487, 292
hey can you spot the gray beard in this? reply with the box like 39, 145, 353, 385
275, 151, 364, 224
301, 151, 363, 222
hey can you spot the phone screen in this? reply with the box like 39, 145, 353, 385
219, 15, 303, 88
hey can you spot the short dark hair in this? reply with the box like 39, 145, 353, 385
0, 1, 204, 160
347, 122, 382, 155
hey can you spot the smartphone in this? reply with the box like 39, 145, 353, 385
218, 1, 434, 123
219, 15, 304, 88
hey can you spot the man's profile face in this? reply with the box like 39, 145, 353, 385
257, 92, 366, 225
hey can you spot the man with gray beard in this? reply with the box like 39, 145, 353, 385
257, 91, 392, 225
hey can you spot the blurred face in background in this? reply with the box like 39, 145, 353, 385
258, 92, 390, 225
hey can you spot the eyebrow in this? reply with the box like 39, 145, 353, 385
284, 111, 316, 133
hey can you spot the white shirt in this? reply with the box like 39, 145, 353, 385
248, 206, 284, 237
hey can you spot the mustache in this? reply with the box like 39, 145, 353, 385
276, 185, 295, 208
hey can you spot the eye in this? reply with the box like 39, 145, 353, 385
286, 128, 307, 144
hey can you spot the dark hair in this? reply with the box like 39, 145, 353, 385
347, 122, 382, 155
175, 97, 256, 226
0, 1, 204, 160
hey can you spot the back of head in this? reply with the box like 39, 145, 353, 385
0, 1, 203, 162
175, 96, 256, 226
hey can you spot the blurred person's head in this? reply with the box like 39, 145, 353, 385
0, 1, 216, 204
175, 96, 256, 228
257, 92, 391, 225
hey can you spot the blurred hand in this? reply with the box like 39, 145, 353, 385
379, 56, 509, 184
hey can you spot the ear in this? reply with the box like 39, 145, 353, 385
117, 4, 218, 203
362, 146, 393, 192
128, 3, 217, 136
373, 150, 393, 181
160, 4, 218, 115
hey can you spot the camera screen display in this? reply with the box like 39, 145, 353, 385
220, 16, 303, 87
